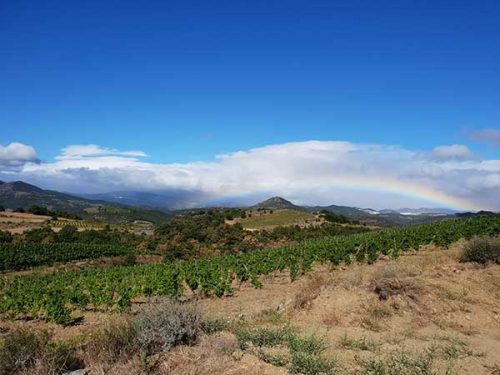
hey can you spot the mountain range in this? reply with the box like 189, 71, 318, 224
1, 181, 491, 226
0, 181, 170, 224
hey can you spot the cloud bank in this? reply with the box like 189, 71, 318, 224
469, 128, 500, 148
0, 140, 499, 211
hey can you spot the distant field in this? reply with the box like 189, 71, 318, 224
0, 212, 143, 233
0, 211, 50, 233
233, 209, 319, 229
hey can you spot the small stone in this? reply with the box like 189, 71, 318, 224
62, 369, 88, 375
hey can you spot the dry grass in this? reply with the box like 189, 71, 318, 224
359, 299, 393, 331
321, 310, 342, 327
292, 274, 327, 310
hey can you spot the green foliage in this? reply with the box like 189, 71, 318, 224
235, 325, 293, 349
289, 351, 336, 375
28, 205, 82, 220
320, 209, 353, 224
0, 215, 499, 323
202, 318, 228, 334
24, 227, 55, 243
57, 225, 79, 242
256, 223, 370, 243
155, 209, 256, 258
361, 350, 445, 375
0, 242, 135, 271
235, 325, 336, 375
460, 236, 500, 264
0, 230, 13, 243
339, 334, 378, 351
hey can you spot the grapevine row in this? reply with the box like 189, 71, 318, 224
0, 215, 498, 324
0, 243, 135, 271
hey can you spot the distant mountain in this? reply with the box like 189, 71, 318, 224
455, 210, 496, 218
0, 181, 170, 224
395, 208, 458, 216
309, 204, 369, 218
80, 190, 203, 211
252, 196, 302, 210
363, 207, 458, 216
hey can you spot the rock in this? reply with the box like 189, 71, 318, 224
63, 369, 88, 375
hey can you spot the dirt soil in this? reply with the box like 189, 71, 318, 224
1, 240, 499, 374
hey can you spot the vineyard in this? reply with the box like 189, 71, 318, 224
0, 243, 135, 271
50, 220, 111, 229
0, 214, 498, 324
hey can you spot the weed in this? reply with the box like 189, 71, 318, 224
202, 318, 228, 334
360, 349, 451, 375
290, 351, 337, 375
339, 333, 378, 352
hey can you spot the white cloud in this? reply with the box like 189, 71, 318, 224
469, 128, 500, 147
2, 141, 499, 211
0, 142, 38, 169
57, 144, 148, 160
431, 144, 474, 161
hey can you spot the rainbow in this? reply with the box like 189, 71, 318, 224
316, 176, 483, 212
239, 175, 484, 212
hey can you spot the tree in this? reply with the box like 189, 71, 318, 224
0, 204, 5, 212
28, 205, 49, 216
57, 225, 79, 243
24, 227, 55, 243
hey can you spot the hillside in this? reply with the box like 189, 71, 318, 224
0, 215, 498, 375
0, 180, 170, 224
233, 209, 319, 230
253, 196, 303, 210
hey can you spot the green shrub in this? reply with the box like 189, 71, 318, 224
339, 334, 378, 351
235, 325, 335, 374
460, 236, 500, 264
362, 350, 441, 375
235, 325, 293, 350
290, 352, 336, 375
202, 318, 228, 334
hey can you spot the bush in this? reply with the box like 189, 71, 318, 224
0, 328, 80, 374
460, 236, 500, 265
202, 318, 228, 334
134, 303, 202, 356
0, 230, 13, 243
84, 319, 137, 364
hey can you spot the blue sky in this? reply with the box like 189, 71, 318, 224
0, 0, 499, 209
